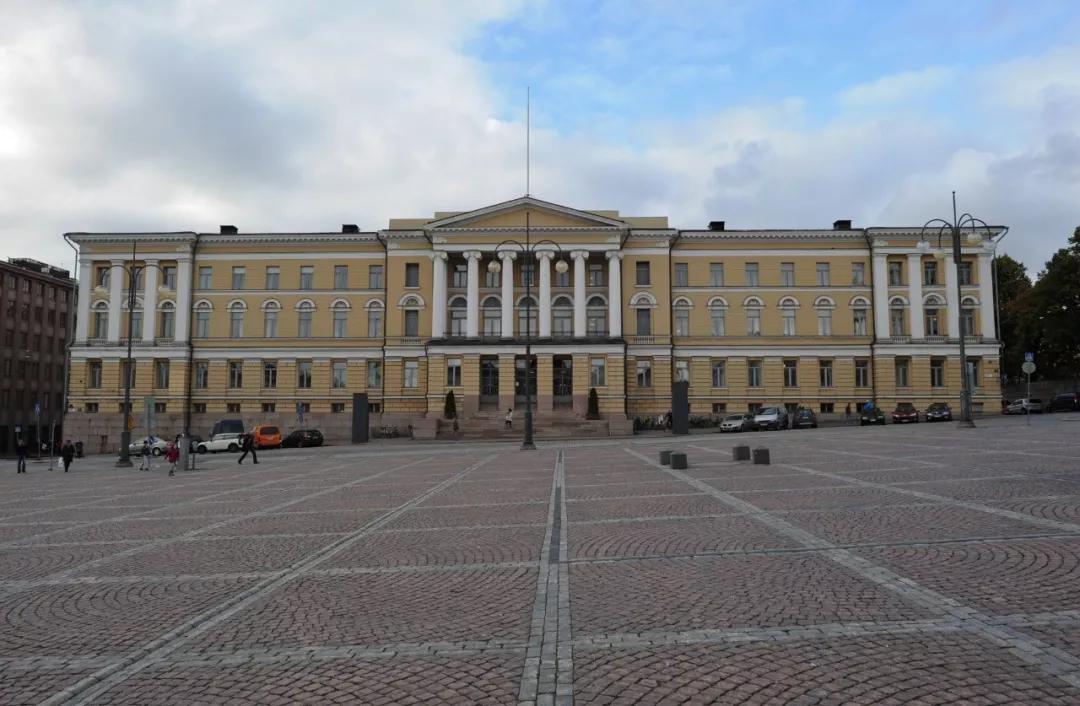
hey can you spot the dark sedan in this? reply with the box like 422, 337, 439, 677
891, 402, 920, 424
792, 408, 818, 429
281, 429, 324, 448
925, 403, 953, 422
859, 406, 886, 426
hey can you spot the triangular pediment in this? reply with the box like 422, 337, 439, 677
425, 196, 626, 230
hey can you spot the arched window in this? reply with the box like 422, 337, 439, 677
961, 296, 978, 337
517, 296, 537, 337
813, 297, 834, 337
124, 297, 144, 340
262, 300, 281, 338
631, 292, 657, 336
482, 296, 501, 337
744, 296, 764, 336
553, 296, 573, 337
779, 297, 799, 336
448, 296, 467, 337
586, 295, 607, 336
707, 297, 727, 337
889, 296, 907, 337
295, 300, 314, 338
366, 300, 384, 338
850, 296, 870, 336
194, 300, 213, 338
91, 301, 109, 339
227, 300, 246, 339
924, 294, 945, 337
672, 297, 692, 337
331, 299, 350, 338
158, 301, 176, 339
399, 295, 422, 338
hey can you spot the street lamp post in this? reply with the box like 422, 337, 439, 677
487, 212, 570, 450
917, 192, 1003, 428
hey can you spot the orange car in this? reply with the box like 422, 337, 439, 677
250, 424, 282, 449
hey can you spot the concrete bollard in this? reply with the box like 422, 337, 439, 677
753, 448, 770, 465
733, 445, 751, 461
671, 452, 688, 470
659, 450, 673, 466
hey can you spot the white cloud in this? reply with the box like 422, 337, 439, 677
839, 66, 955, 108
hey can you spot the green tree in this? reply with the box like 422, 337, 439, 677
443, 390, 457, 419
586, 388, 600, 420
994, 253, 1033, 379
1028, 227, 1080, 384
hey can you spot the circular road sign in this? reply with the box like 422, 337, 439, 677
1022, 361, 1036, 375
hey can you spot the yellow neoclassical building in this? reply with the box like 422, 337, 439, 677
65, 196, 1003, 447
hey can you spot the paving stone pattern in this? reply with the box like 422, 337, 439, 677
1, 417, 1080, 704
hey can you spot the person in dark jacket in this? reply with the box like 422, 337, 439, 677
15, 437, 27, 474
61, 440, 75, 473
237, 432, 258, 465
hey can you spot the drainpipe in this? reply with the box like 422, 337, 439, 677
182, 233, 201, 469
862, 228, 878, 406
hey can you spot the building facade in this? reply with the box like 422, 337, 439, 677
65, 197, 1003, 447
1, 258, 75, 455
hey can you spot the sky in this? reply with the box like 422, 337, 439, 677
1, 0, 1079, 276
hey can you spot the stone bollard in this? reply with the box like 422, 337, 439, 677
671, 452, 688, 470
733, 445, 751, 461
753, 448, 770, 465
659, 450, 673, 466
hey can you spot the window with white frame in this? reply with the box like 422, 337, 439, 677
447, 358, 462, 387
888, 261, 903, 286
674, 263, 689, 287
159, 303, 175, 339
332, 360, 347, 388
88, 360, 102, 388
198, 266, 211, 289
231, 267, 246, 290
781, 262, 795, 287
783, 359, 798, 387
194, 361, 208, 389
923, 261, 938, 286
194, 302, 211, 338
673, 304, 690, 337
517, 296, 537, 337
297, 361, 312, 388
228, 361, 243, 388
635, 307, 651, 336
448, 297, 466, 336
482, 297, 501, 336
265, 266, 280, 290
889, 301, 906, 336
782, 307, 796, 336
895, 358, 910, 387
745, 262, 759, 286
263, 361, 277, 388
586, 296, 606, 336
404, 360, 419, 388
332, 303, 348, 338
334, 265, 348, 289
263, 303, 279, 338
367, 360, 382, 387
931, 358, 945, 387
297, 302, 314, 338
709, 301, 726, 336
163, 265, 177, 290
674, 360, 690, 382
300, 266, 314, 290
711, 360, 726, 387
367, 303, 383, 337
635, 359, 652, 387
709, 262, 724, 287
747, 359, 763, 387
228, 303, 244, 338
451, 263, 467, 288
851, 262, 865, 285
816, 263, 830, 286
154, 360, 170, 388
853, 306, 868, 336
855, 359, 870, 388
961, 302, 976, 337
746, 306, 761, 336
368, 264, 383, 289
129, 309, 143, 339
92, 304, 109, 339
590, 357, 606, 387
588, 263, 604, 287
819, 359, 833, 387
925, 297, 943, 336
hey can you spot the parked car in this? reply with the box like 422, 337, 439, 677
281, 429, 324, 448
792, 408, 818, 429
753, 406, 788, 431
195, 433, 243, 454
859, 406, 886, 426
1006, 398, 1043, 415
925, 403, 953, 422
1048, 392, 1080, 413
891, 402, 920, 424
210, 419, 245, 437
127, 436, 169, 456
251, 424, 282, 449
720, 413, 755, 433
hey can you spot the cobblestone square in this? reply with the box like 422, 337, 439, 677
2, 416, 1080, 704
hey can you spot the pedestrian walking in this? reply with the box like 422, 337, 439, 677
504, 409, 513, 430
844, 403, 852, 419
139, 439, 152, 471
15, 437, 27, 474
237, 432, 258, 465
61, 439, 75, 473
165, 441, 180, 476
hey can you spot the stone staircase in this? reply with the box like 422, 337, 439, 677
435, 410, 613, 440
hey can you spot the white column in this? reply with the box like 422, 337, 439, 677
175, 256, 192, 343
75, 259, 91, 343
141, 259, 159, 343
871, 253, 889, 339
106, 259, 124, 342
431, 252, 448, 338
465, 251, 481, 338
499, 251, 516, 338
978, 253, 996, 339
572, 250, 588, 338
944, 255, 960, 338
537, 251, 553, 338
606, 251, 623, 337
907, 254, 923, 339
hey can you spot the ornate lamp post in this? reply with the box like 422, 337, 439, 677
486, 212, 570, 450
916, 192, 1001, 428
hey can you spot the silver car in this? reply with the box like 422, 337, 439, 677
753, 406, 789, 431
1006, 398, 1043, 414
127, 436, 169, 456
720, 414, 753, 432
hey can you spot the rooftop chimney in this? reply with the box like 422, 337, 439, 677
708, 220, 726, 231
341, 224, 359, 233
220, 225, 238, 234
832, 219, 852, 231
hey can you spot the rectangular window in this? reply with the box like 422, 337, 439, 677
300, 266, 314, 290
404, 309, 419, 337
674, 309, 689, 336
452, 264, 467, 288
588, 263, 604, 287
635, 261, 650, 286
709, 263, 724, 287
521, 262, 535, 287
367, 360, 382, 388
405, 263, 420, 288
262, 402, 276, 413
198, 266, 212, 289
747, 309, 761, 336
923, 261, 938, 286
230, 310, 243, 338
367, 308, 383, 337
819, 360, 833, 387
195, 311, 210, 338
635, 359, 652, 388
745, 262, 759, 286
711, 309, 725, 336
782, 310, 796, 336
590, 357, 606, 387
228, 361, 243, 389
711, 360, 726, 388
817, 310, 832, 336
368, 264, 383, 289
334, 265, 348, 289
88, 360, 102, 388
265, 266, 280, 290
231, 266, 246, 290
816, 263, 830, 286
673, 263, 689, 287
226, 403, 241, 414
333, 310, 347, 338
263, 361, 277, 388
889, 307, 905, 337
154, 402, 167, 414
712, 402, 727, 414
95, 266, 110, 287
961, 307, 975, 337
966, 358, 980, 389
853, 309, 868, 336
297, 402, 310, 414
781, 262, 795, 287
447, 358, 462, 387
635, 308, 651, 335
485, 269, 499, 288
925, 308, 940, 336
194, 361, 208, 389
154, 360, 169, 388
783, 359, 798, 387
193, 402, 207, 414
747, 360, 763, 388
674, 360, 690, 382
332, 361, 347, 389
159, 310, 175, 339
264, 310, 278, 338
404, 360, 419, 388
895, 358, 910, 388
855, 359, 870, 388
93, 311, 108, 339
821, 402, 835, 414
163, 265, 177, 290
888, 261, 903, 286
130, 310, 142, 339
297, 361, 312, 388
85, 402, 99, 413
852, 262, 865, 285
331, 402, 346, 414
958, 261, 973, 286
298, 310, 312, 338
931, 358, 945, 387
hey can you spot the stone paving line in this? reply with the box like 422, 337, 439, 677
45, 452, 499, 706
623, 446, 1080, 690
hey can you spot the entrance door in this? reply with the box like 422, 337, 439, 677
514, 355, 536, 410
479, 357, 499, 410
553, 356, 572, 408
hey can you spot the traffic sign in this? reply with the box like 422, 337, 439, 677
1024, 352, 1035, 363
33, 402, 40, 416
1022, 361, 1036, 375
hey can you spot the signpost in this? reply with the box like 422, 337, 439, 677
1021, 359, 1036, 426
33, 402, 41, 460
